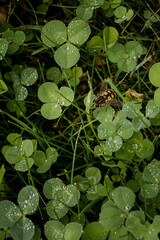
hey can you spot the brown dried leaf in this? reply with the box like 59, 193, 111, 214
126, 88, 143, 99
0, 6, 7, 24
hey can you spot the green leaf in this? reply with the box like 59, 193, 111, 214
136, 139, 154, 158
85, 167, 101, 185
94, 145, 104, 156
141, 184, 158, 198
43, 178, 65, 200
62, 185, 80, 207
97, 122, 116, 139
105, 135, 123, 152
38, 82, 59, 103
112, 186, 135, 211
0, 38, 8, 60
33, 150, 45, 167
18, 186, 39, 215
108, 43, 125, 63
114, 7, 134, 23
10, 71, 20, 85
54, 43, 80, 68
15, 157, 34, 172
22, 140, 33, 157
46, 147, 58, 162
0, 79, 8, 94
126, 9, 134, 21
118, 57, 137, 72
46, 67, 61, 83
11, 217, 35, 240
64, 222, 82, 240
82, 222, 108, 240
0, 200, 21, 227
80, 0, 104, 7
117, 119, 133, 139
149, 62, 160, 87
0, 164, 5, 184
95, 105, 115, 122
86, 184, 105, 200
15, 85, 28, 101
88, 36, 104, 49
69, 67, 82, 87
72, 66, 83, 78
103, 26, 119, 48
2, 29, 14, 42
21, 68, 38, 86
46, 199, 68, 219
122, 102, 142, 119
114, 6, 126, 18
58, 87, 74, 106
33, 147, 58, 173
0, 230, 5, 240
115, 142, 134, 161
37, 3, 48, 13
129, 210, 145, 223
5, 146, 22, 164
44, 220, 64, 240
125, 216, 146, 239
68, 20, 91, 45
109, 226, 128, 240
7, 133, 22, 146
125, 41, 143, 57
127, 179, 139, 192
132, 115, 151, 132
73, 175, 89, 191
151, 112, 160, 125
151, 215, 160, 234
41, 20, 67, 47
99, 200, 125, 229
109, 0, 121, 9
7, 43, 19, 55
41, 102, 62, 120
146, 100, 160, 118
14, 31, 26, 45
5, 141, 34, 172
31, 225, 41, 240
154, 87, 160, 107
108, 41, 142, 72
7, 100, 27, 116
143, 160, 160, 183
76, 6, 93, 21
61, 68, 72, 79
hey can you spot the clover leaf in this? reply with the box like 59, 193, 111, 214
99, 200, 125, 229
143, 160, 160, 184
112, 186, 135, 211
108, 41, 143, 72
114, 6, 134, 23
41, 20, 67, 47
149, 62, 160, 87
68, 20, 91, 45
5, 139, 34, 172
0, 200, 22, 227
146, 100, 160, 118
43, 178, 80, 220
54, 43, 80, 69
33, 147, 58, 173
41, 19, 91, 68
76, 6, 93, 21
154, 87, 160, 108
103, 26, 119, 48
0, 38, 8, 60
38, 82, 74, 120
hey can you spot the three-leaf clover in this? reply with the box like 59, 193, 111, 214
41, 20, 91, 68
